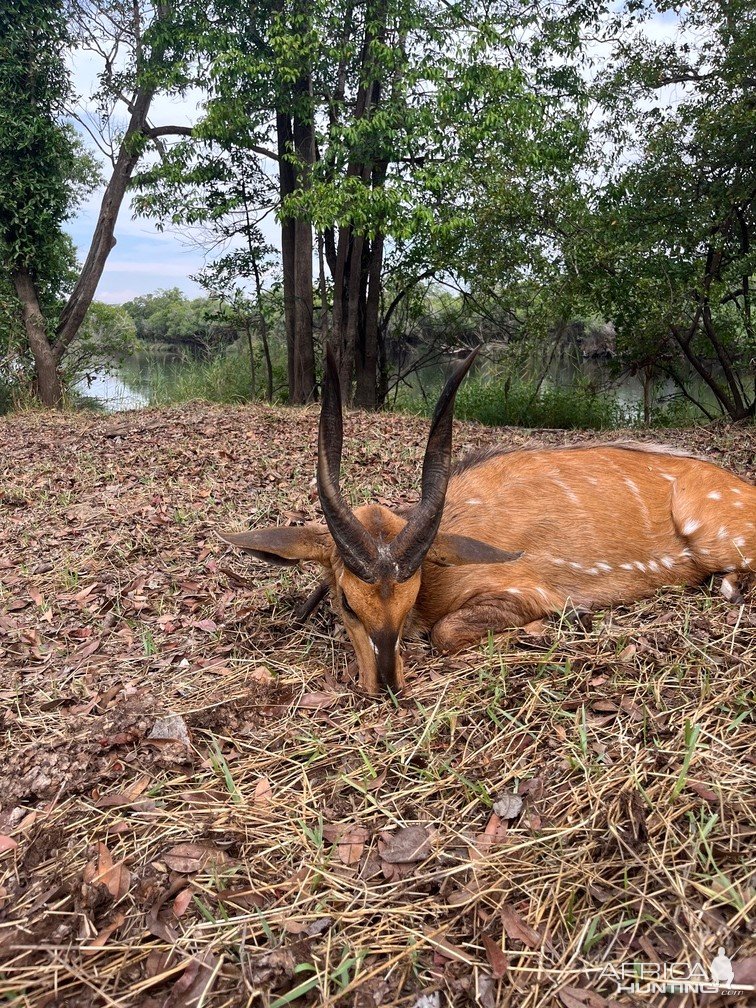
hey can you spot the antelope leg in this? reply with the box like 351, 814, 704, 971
296, 580, 331, 623
430, 592, 542, 653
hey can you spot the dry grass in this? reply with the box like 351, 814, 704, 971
0, 403, 754, 1007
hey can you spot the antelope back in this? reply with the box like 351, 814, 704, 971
411, 443, 755, 632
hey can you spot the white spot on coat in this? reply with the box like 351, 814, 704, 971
720, 576, 739, 601
596, 562, 612, 572
707, 491, 721, 500
553, 478, 581, 505
682, 520, 701, 536
733, 536, 746, 547
661, 556, 675, 569
465, 498, 482, 505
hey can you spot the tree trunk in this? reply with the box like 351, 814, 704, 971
282, 0, 316, 403
251, 256, 274, 403
293, 215, 315, 402
12, 268, 62, 407
56, 86, 156, 356
277, 110, 297, 400
331, 225, 351, 396
317, 230, 329, 355
343, 230, 366, 404
355, 236, 380, 407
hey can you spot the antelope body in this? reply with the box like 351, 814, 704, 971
412, 442, 755, 651
223, 351, 755, 696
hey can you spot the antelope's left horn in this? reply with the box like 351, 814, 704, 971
317, 346, 379, 581
391, 348, 478, 581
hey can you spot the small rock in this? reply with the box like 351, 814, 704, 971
147, 715, 191, 746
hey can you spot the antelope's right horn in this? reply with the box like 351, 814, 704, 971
317, 347, 379, 581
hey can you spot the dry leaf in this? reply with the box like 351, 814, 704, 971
163, 950, 219, 1007
84, 911, 126, 953
500, 904, 543, 949
0, 835, 19, 854
493, 792, 523, 819
423, 928, 474, 965
481, 934, 508, 978
687, 780, 718, 802
163, 843, 229, 874
297, 690, 339, 710
471, 813, 508, 858
147, 714, 191, 745
378, 825, 433, 864
337, 827, 368, 865
172, 887, 194, 917
253, 776, 273, 806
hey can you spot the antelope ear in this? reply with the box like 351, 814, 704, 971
426, 533, 522, 567
219, 524, 333, 566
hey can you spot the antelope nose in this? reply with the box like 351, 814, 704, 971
373, 633, 404, 695
376, 637, 405, 693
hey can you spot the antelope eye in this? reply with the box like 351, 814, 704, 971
341, 594, 357, 619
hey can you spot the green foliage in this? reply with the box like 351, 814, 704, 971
145, 347, 288, 406
64, 302, 140, 383
121, 288, 239, 350
399, 373, 622, 430
0, 1, 98, 298
559, 0, 755, 418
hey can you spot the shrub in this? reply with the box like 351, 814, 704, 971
397, 374, 623, 429
146, 348, 288, 406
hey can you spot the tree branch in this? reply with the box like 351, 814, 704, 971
144, 126, 280, 162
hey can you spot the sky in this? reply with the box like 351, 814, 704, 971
65, 46, 209, 303
64, 9, 682, 305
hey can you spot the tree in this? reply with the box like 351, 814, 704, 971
65, 301, 139, 385
122, 288, 239, 351
0, 1, 94, 405
133, 139, 278, 398
561, 0, 755, 419
135, 0, 561, 407
0, 0, 190, 407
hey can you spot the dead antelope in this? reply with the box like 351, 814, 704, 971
222, 349, 755, 696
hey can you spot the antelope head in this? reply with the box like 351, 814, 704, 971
221, 348, 519, 696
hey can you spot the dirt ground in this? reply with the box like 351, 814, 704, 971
0, 403, 754, 1007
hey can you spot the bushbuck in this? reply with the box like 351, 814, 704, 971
222, 349, 755, 696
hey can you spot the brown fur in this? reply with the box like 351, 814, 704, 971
413, 444, 755, 635
224, 444, 755, 696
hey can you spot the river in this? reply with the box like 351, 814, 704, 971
75, 347, 736, 423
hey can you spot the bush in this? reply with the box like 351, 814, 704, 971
397, 374, 623, 429
146, 348, 288, 406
